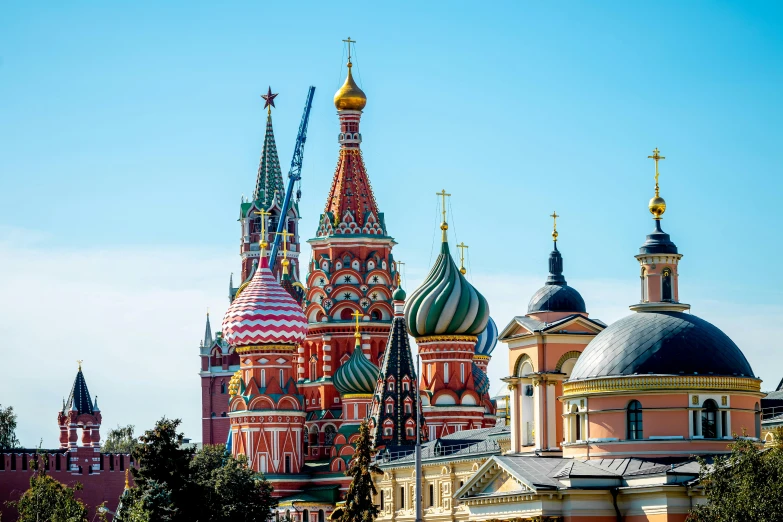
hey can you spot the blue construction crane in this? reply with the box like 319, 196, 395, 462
269, 86, 315, 272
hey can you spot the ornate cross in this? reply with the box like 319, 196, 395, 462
456, 242, 468, 274
396, 261, 405, 286
647, 148, 665, 196
436, 189, 451, 225
276, 229, 294, 259
352, 310, 363, 338
343, 37, 356, 62
254, 209, 271, 248
550, 211, 559, 242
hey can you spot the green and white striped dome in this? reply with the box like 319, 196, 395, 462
404, 241, 490, 338
333, 341, 380, 396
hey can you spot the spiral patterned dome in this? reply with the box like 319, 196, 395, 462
472, 362, 490, 396
405, 241, 490, 338
333, 342, 380, 396
474, 317, 498, 356
221, 257, 307, 347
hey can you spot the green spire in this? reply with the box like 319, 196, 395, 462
253, 111, 285, 208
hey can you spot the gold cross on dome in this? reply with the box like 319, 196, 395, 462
352, 310, 363, 338
647, 148, 665, 196
550, 211, 559, 242
456, 242, 468, 274
396, 261, 405, 286
254, 209, 271, 248
343, 37, 356, 63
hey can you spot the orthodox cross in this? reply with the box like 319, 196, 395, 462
254, 209, 271, 248
456, 242, 468, 275
343, 37, 356, 63
647, 148, 665, 196
436, 189, 451, 241
261, 86, 278, 116
352, 310, 363, 339
276, 229, 294, 260
396, 261, 405, 286
550, 211, 559, 242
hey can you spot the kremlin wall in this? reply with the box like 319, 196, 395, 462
0, 42, 776, 522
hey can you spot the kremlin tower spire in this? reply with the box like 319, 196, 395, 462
58, 362, 102, 449
301, 40, 398, 463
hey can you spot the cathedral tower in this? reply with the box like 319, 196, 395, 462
300, 42, 398, 460
404, 196, 491, 439
223, 247, 308, 475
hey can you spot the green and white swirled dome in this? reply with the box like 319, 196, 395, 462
333, 339, 380, 396
405, 240, 490, 338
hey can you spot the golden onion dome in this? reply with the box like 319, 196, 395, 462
334, 62, 367, 111
649, 195, 666, 219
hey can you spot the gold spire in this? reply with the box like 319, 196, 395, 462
276, 229, 294, 275
254, 209, 271, 250
457, 242, 468, 275
436, 189, 451, 242
352, 310, 363, 343
550, 211, 559, 242
647, 148, 667, 219
334, 37, 367, 111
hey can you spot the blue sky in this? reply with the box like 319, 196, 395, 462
1, 2, 782, 445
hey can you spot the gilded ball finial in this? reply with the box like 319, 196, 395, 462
460, 267, 467, 275
334, 38, 367, 111
649, 196, 666, 218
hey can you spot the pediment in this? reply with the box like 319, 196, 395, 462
542, 315, 605, 335
457, 457, 535, 501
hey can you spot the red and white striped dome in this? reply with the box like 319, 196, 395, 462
221, 258, 307, 347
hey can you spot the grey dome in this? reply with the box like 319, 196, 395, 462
527, 284, 586, 314
569, 311, 754, 380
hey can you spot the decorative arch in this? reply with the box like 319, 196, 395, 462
229, 396, 247, 412
248, 396, 275, 411
514, 354, 535, 377
366, 302, 393, 321
555, 351, 582, 372
277, 396, 299, 410
433, 390, 459, 405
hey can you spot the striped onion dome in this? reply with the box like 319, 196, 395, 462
474, 316, 498, 356
221, 256, 307, 347
472, 362, 490, 396
405, 241, 490, 338
333, 341, 380, 396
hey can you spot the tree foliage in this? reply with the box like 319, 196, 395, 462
339, 420, 382, 522
117, 418, 277, 522
688, 428, 783, 522
102, 424, 139, 454
7, 457, 95, 522
0, 404, 20, 449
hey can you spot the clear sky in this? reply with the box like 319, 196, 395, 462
1, 2, 782, 446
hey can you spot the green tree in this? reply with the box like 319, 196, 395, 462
7, 456, 97, 522
102, 424, 139, 454
190, 444, 277, 522
339, 420, 382, 522
687, 428, 783, 522
0, 404, 20, 449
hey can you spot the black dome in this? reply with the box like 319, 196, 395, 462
569, 311, 755, 380
527, 284, 587, 314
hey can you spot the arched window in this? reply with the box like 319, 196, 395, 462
309, 425, 319, 445
220, 381, 226, 394
702, 399, 718, 438
755, 403, 761, 439
371, 310, 381, 320
324, 425, 337, 446
380, 490, 384, 509
340, 308, 354, 320
661, 267, 673, 301
318, 509, 325, 522
444, 363, 449, 384
303, 509, 309, 522
640, 267, 648, 302
309, 356, 317, 381
460, 363, 465, 384
627, 400, 643, 440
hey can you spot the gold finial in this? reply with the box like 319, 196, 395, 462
436, 189, 451, 242
550, 211, 559, 242
77, 360, 83, 372
254, 209, 271, 249
124, 468, 130, 489
276, 229, 294, 274
351, 310, 363, 340
343, 37, 356, 65
647, 148, 667, 219
456, 242, 468, 275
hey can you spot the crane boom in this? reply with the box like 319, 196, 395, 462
269, 86, 316, 271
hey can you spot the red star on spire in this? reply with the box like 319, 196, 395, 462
261, 86, 278, 110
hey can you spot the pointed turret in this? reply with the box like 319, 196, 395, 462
253, 87, 285, 209
65, 363, 95, 415
58, 362, 102, 448
203, 312, 213, 347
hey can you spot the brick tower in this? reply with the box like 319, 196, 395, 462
300, 46, 398, 460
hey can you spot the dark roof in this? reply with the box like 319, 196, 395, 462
378, 426, 508, 465
570, 311, 755, 380
527, 284, 586, 314
639, 220, 678, 255
64, 370, 95, 415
